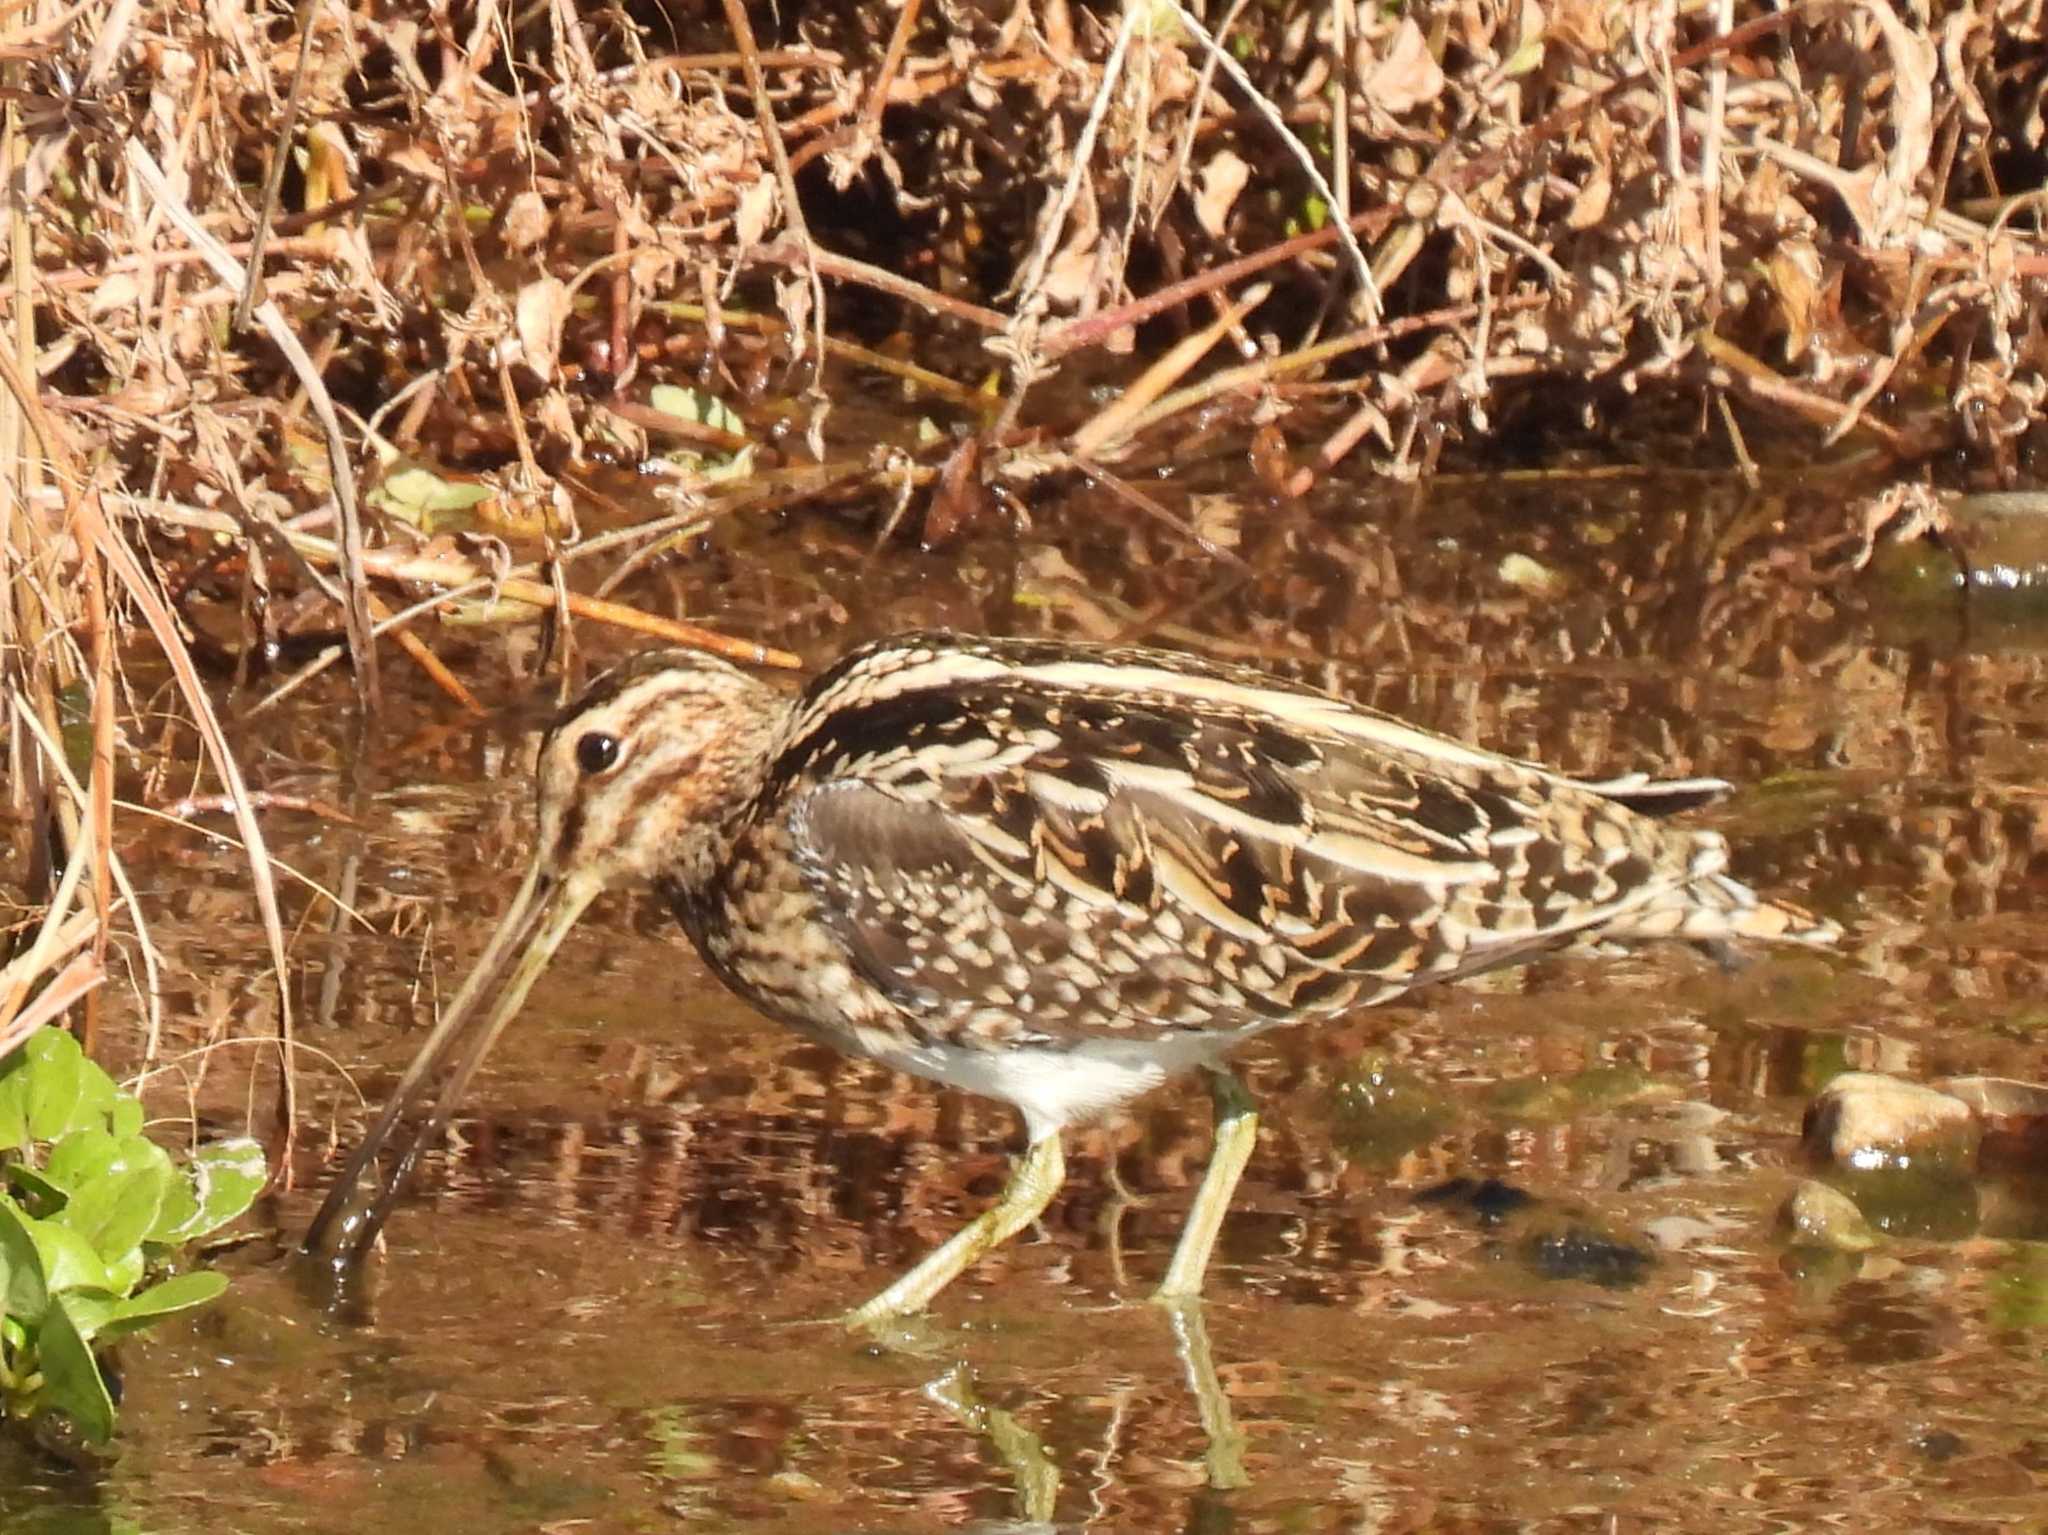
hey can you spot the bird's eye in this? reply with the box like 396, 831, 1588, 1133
575, 732, 621, 775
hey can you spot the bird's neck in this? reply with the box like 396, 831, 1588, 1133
661, 689, 790, 903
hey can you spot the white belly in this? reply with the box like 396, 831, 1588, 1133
855, 1027, 1252, 1140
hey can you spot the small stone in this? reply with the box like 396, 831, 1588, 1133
1910, 1427, 1965, 1462
1779, 1179, 1881, 1252
1643, 1214, 1719, 1252
767, 1471, 827, 1501
1932, 1075, 2048, 1168
1801, 1072, 1982, 1172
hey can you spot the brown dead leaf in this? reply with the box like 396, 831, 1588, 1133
1761, 237, 1826, 360
534, 390, 580, 454
1360, 19, 1445, 115
1544, 0, 1614, 57
1194, 150, 1250, 238
1039, 177, 1104, 310
735, 174, 778, 249
501, 191, 551, 253
1041, 0, 1075, 64
88, 272, 144, 316
1565, 169, 1611, 230
776, 273, 814, 363
514, 277, 570, 381
1939, 13, 1991, 132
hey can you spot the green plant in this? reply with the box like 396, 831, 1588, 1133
0, 1030, 264, 1446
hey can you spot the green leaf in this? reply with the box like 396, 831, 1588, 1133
366, 464, 495, 532
648, 384, 745, 438
147, 1168, 199, 1246
173, 1139, 267, 1241
102, 1245, 143, 1299
43, 1127, 120, 1192
20, 1030, 85, 1141
0, 1058, 30, 1151
47, 1128, 174, 1192
38, 1296, 115, 1444
18, 1031, 118, 1143
27, 1214, 111, 1296
56, 1288, 117, 1341
60, 1165, 166, 1269
97, 1271, 226, 1342
0, 1198, 49, 1325
109, 1096, 144, 1139
45, 1129, 174, 1270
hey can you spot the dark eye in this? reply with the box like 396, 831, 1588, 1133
575, 732, 621, 775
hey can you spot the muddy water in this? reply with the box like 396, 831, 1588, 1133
26, 475, 2048, 1532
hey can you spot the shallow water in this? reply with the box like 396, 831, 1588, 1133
31, 472, 2048, 1532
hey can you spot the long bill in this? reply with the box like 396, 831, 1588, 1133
302, 860, 601, 1272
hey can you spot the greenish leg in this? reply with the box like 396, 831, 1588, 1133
1159, 1296, 1251, 1490
1153, 1067, 1259, 1302
842, 1134, 1066, 1326
924, 1363, 1061, 1523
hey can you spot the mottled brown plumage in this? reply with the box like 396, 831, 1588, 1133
307, 632, 1837, 1318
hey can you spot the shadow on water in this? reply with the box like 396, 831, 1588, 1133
56, 475, 2048, 1532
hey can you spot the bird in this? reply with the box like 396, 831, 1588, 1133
305, 631, 1839, 1321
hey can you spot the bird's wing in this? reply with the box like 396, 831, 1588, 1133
780, 684, 1713, 1044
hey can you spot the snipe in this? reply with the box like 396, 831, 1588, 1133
306, 632, 1838, 1321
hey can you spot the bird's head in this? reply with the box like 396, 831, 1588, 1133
531, 649, 789, 895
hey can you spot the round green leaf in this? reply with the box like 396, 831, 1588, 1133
44, 1128, 119, 1193
146, 1170, 199, 1246
17, 1031, 83, 1143
46, 1127, 170, 1195
27, 1215, 111, 1295
60, 1166, 166, 1269
177, 1140, 267, 1241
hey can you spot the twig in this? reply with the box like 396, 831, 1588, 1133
854, 0, 922, 149
158, 792, 360, 824
1115, 297, 1531, 441
1694, 332, 1915, 456
748, 241, 1009, 333
7, 696, 159, 1063
1168, 0, 1378, 320
368, 590, 485, 715
121, 495, 801, 669
1069, 282, 1271, 457
720, 0, 826, 383
235, 0, 322, 330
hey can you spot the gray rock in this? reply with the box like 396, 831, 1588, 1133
1779, 1180, 1881, 1252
